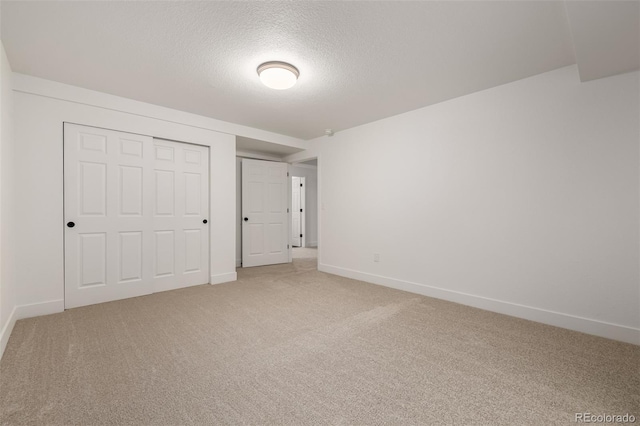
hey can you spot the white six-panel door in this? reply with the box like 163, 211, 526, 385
64, 124, 209, 309
64, 124, 154, 308
242, 159, 289, 267
152, 139, 209, 292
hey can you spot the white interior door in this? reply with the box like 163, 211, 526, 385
64, 124, 210, 309
242, 159, 289, 267
292, 177, 301, 247
152, 139, 210, 292
64, 123, 154, 308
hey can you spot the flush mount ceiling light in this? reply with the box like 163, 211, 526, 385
257, 61, 299, 90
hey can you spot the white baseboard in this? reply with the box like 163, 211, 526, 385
16, 299, 65, 320
0, 305, 17, 360
318, 263, 640, 346
1, 299, 65, 360
210, 271, 237, 285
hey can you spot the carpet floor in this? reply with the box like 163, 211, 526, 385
0, 258, 638, 425
292, 247, 318, 259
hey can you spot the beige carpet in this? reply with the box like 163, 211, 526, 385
1, 258, 638, 425
292, 247, 317, 259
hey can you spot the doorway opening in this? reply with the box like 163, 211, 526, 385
289, 158, 318, 265
235, 154, 318, 268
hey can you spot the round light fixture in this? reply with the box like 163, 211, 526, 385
257, 61, 299, 90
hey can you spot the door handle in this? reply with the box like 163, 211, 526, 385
67, 221, 75, 228
203, 219, 208, 224
244, 217, 248, 222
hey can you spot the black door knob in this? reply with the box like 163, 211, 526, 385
243, 217, 248, 222
203, 219, 208, 224
67, 222, 75, 228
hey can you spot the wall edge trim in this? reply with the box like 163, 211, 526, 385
15, 299, 65, 320
0, 305, 18, 360
211, 272, 237, 285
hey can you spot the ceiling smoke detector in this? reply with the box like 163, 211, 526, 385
325, 129, 334, 137
257, 61, 299, 90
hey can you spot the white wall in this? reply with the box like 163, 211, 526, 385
12, 76, 238, 318
302, 65, 640, 344
289, 165, 318, 247
0, 41, 17, 358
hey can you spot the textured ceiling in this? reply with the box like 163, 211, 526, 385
0, 1, 608, 140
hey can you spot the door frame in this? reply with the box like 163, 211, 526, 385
291, 175, 306, 248
289, 157, 319, 267
236, 156, 319, 267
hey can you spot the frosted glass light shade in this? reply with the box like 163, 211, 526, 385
257, 61, 299, 90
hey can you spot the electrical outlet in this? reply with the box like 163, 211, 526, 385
373, 253, 380, 263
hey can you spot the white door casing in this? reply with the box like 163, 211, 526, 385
241, 159, 289, 267
64, 124, 210, 309
291, 176, 307, 248
300, 177, 306, 248
292, 177, 301, 247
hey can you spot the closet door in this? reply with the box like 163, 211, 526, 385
152, 139, 210, 292
64, 125, 210, 309
64, 123, 154, 308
